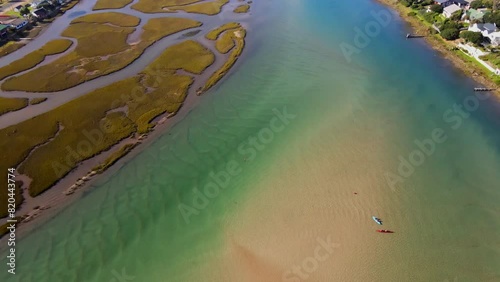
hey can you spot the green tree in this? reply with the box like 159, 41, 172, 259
430, 4, 443, 13
460, 31, 484, 45
471, 0, 493, 9
19, 6, 30, 17
450, 10, 463, 21
484, 11, 500, 26
441, 19, 462, 30
441, 28, 460, 40
471, 0, 484, 9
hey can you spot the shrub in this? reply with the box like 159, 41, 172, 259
400, 0, 411, 7
407, 11, 416, 16
430, 4, 443, 13
450, 10, 463, 21
423, 11, 438, 24
441, 28, 460, 40
460, 31, 484, 45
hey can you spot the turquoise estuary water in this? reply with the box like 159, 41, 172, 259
2, 0, 500, 281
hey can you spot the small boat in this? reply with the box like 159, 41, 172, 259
376, 229, 394, 233
372, 216, 382, 225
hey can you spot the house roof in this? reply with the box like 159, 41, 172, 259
9, 18, 28, 26
33, 8, 48, 16
0, 24, 9, 31
435, 0, 450, 4
477, 23, 496, 32
467, 9, 485, 20
444, 4, 462, 14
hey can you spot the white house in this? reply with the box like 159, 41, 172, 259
467, 23, 500, 45
487, 32, 500, 46
468, 23, 497, 36
443, 4, 462, 18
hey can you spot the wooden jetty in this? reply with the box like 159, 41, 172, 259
406, 33, 424, 39
474, 87, 496, 91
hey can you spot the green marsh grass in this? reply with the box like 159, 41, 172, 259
0, 97, 28, 115
93, 0, 134, 10
1, 16, 201, 92
234, 4, 249, 13
0, 39, 72, 81
0, 40, 214, 207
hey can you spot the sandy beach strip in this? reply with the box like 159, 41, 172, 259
187, 108, 408, 282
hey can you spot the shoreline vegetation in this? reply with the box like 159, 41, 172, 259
93, 0, 134, 10
201, 25, 246, 92
0, 0, 251, 237
234, 4, 250, 13
0, 0, 80, 59
1, 15, 203, 92
0, 97, 28, 116
130, 0, 229, 15
377, 0, 500, 97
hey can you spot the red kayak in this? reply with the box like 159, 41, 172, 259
376, 229, 394, 233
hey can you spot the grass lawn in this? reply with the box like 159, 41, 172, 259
1, 16, 201, 92
93, 0, 134, 10
234, 4, 249, 13
0, 97, 28, 115
60, 0, 79, 12
0, 39, 214, 211
0, 39, 73, 81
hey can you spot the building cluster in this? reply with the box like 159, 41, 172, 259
0, 0, 70, 42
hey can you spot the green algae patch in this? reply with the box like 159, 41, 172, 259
30, 97, 48, 105
206, 22, 241, 40
0, 42, 25, 58
70, 12, 140, 27
93, 0, 134, 10
132, 0, 201, 13
234, 4, 249, 13
0, 97, 29, 116
1, 17, 201, 92
169, 0, 229, 15
203, 27, 246, 92
0, 39, 214, 203
0, 39, 73, 81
